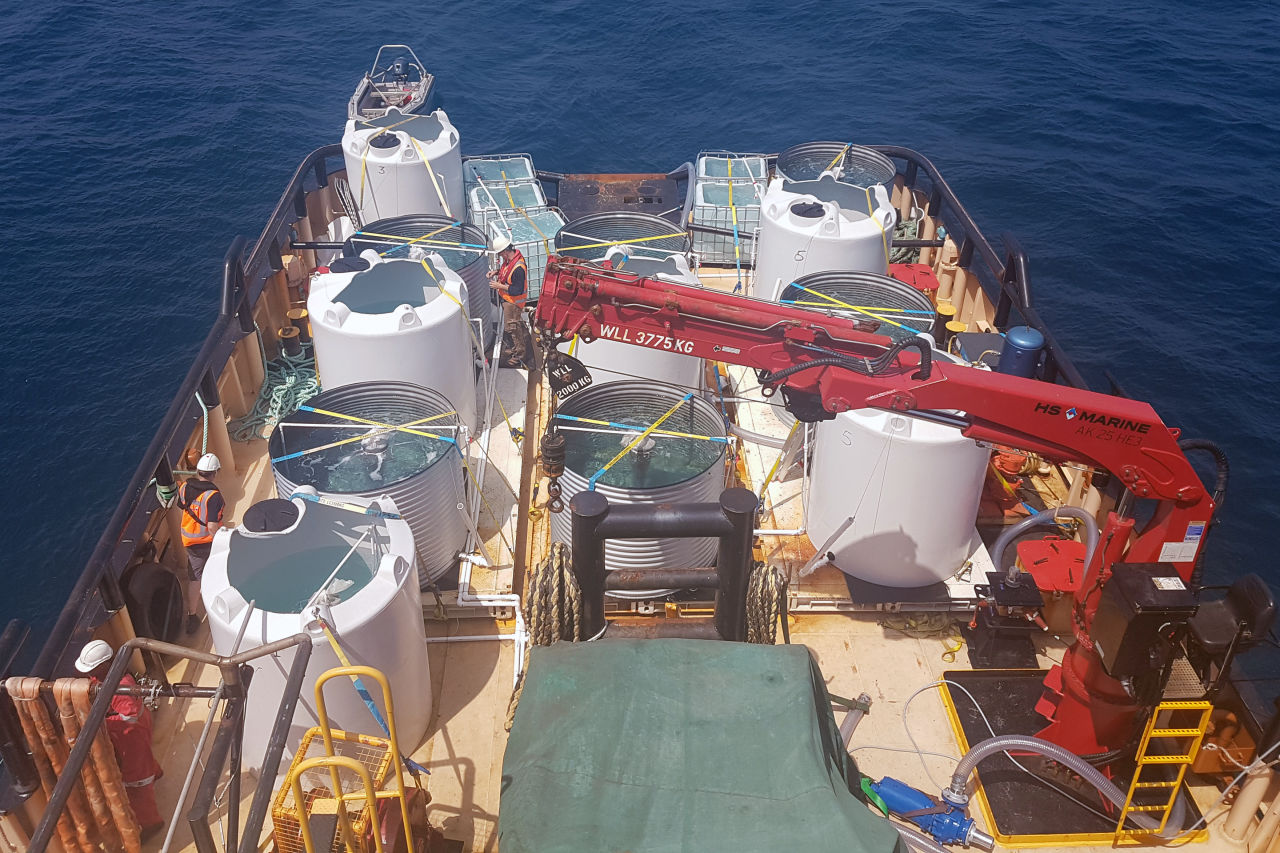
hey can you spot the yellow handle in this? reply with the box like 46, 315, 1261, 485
288, 755, 383, 853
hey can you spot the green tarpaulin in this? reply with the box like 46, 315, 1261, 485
499, 639, 905, 853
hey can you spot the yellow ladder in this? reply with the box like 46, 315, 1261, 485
1115, 700, 1213, 840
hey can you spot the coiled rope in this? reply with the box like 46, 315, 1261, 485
229, 342, 321, 442
746, 562, 789, 644
890, 215, 921, 263
506, 543, 581, 730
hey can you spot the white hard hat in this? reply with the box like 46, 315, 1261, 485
196, 452, 221, 474
492, 233, 512, 253
75, 640, 113, 673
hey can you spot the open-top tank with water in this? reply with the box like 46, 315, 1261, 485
269, 382, 468, 588
775, 142, 897, 190
549, 382, 728, 598
342, 108, 464, 222
201, 491, 430, 773
555, 212, 689, 262
308, 252, 477, 429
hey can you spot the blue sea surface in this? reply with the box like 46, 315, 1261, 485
0, 2, 1277, 638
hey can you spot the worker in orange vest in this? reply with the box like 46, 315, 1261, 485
75, 640, 165, 840
489, 233, 531, 368
176, 453, 225, 634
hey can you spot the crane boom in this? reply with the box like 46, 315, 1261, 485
534, 256, 1213, 578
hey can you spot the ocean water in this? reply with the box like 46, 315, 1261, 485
1, 1, 1278, 639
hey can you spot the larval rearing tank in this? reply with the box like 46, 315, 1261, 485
807, 391, 991, 588
308, 252, 477, 429
201, 492, 430, 773
344, 216, 496, 353
342, 108, 464, 222
755, 174, 896, 301
573, 247, 705, 389
269, 382, 468, 588
550, 383, 728, 598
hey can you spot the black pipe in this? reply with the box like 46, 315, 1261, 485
596, 503, 732, 540
237, 641, 313, 853
1178, 438, 1231, 588
198, 367, 221, 411
606, 569, 719, 591
289, 240, 345, 250
226, 664, 251, 853
188, 691, 239, 853
714, 488, 758, 642
569, 490, 610, 640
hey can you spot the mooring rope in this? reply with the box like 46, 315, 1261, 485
506, 543, 581, 730
746, 562, 789, 644
228, 343, 321, 442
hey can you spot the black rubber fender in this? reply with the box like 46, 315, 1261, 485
119, 561, 183, 643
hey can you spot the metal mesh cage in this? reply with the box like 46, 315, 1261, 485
463, 154, 536, 188
468, 180, 547, 213
691, 180, 764, 265
473, 207, 567, 301
695, 152, 767, 182
271, 727, 396, 853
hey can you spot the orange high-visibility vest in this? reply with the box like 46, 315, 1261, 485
497, 249, 528, 307
177, 481, 222, 546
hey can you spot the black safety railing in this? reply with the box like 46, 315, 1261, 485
28, 144, 344, 685
870, 145, 1089, 391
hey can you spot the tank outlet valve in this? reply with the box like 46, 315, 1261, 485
870, 777, 992, 850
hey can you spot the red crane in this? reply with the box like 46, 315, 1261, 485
534, 256, 1217, 755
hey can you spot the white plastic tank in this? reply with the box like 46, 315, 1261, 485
807, 397, 991, 588
342, 108, 464, 223
201, 491, 430, 773
550, 382, 728, 598
308, 251, 477, 430
269, 382, 469, 588
755, 174, 896, 301
573, 247, 705, 389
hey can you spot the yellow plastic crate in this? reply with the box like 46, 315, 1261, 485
271, 727, 395, 853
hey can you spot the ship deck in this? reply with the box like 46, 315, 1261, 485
134, 265, 1237, 853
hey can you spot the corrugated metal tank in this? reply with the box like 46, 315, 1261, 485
775, 141, 896, 189
555, 212, 689, 262
307, 253, 477, 429
202, 492, 430, 773
341, 108, 464, 222
573, 248, 705, 389
550, 382, 728, 599
269, 382, 467, 588
344, 216, 496, 352
780, 270, 935, 343
755, 174, 897, 300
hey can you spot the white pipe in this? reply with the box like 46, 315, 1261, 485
472, 173, 513, 235
302, 529, 371, 613
755, 528, 805, 536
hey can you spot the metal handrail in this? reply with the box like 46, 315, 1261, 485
32, 144, 343, 679
28, 635, 313, 853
